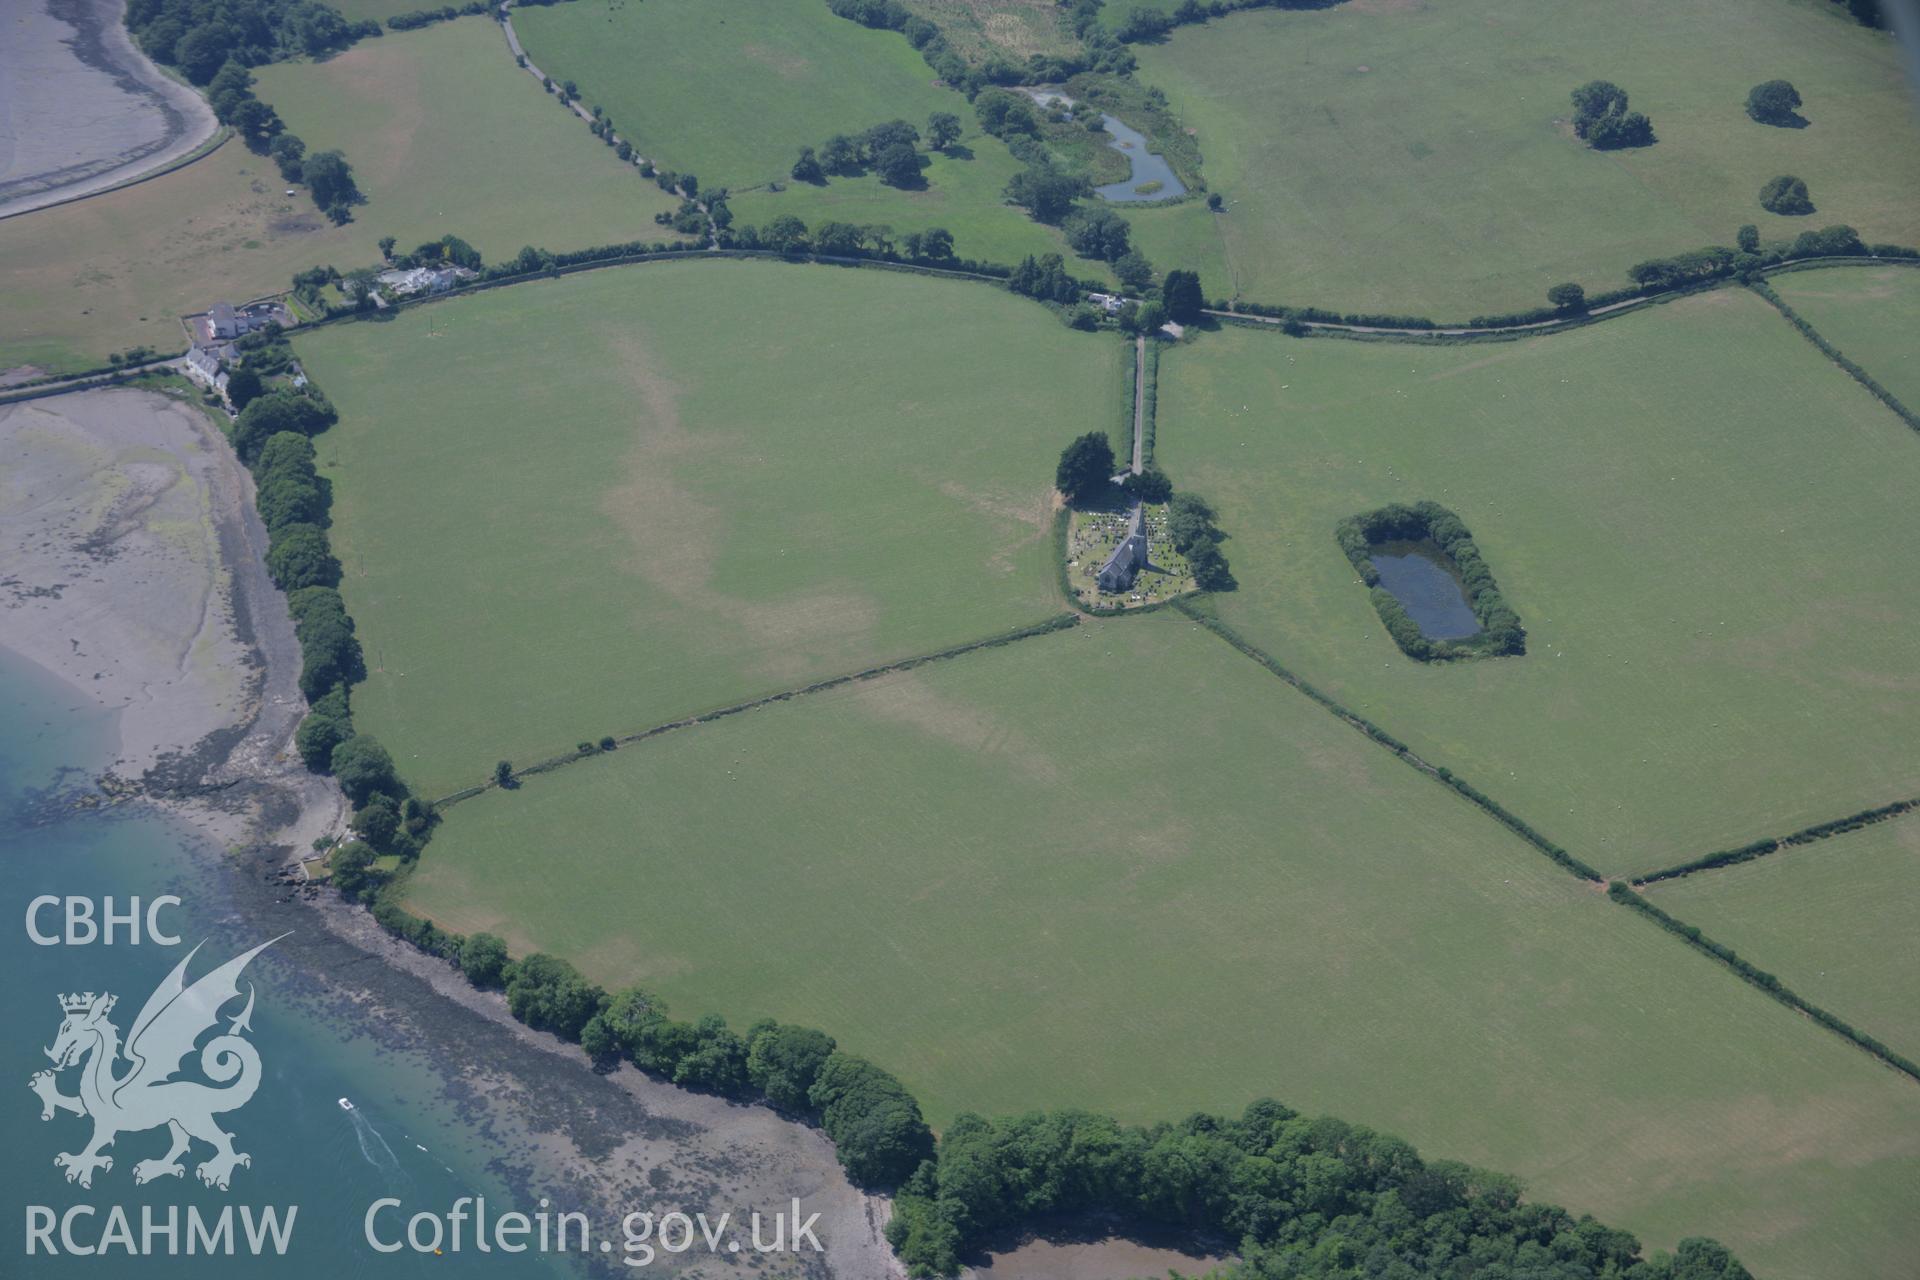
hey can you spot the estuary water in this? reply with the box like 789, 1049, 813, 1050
0, 653, 570, 1276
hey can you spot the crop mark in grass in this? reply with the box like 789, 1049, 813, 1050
435, 612, 1083, 807
856, 673, 1061, 783
599, 329, 886, 678
1633, 796, 1920, 887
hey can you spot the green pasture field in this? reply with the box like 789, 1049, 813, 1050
511, 0, 960, 188
254, 19, 685, 263
1153, 289, 1920, 875
405, 611, 1920, 1279
1771, 263, 1920, 409
901, 0, 1080, 64
1649, 815, 1920, 1063
1124, 0, 1920, 315
295, 259, 1127, 798
0, 19, 681, 375
727, 132, 1105, 278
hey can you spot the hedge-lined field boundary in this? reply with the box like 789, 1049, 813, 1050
1748, 279, 1920, 435
1169, 597, 1603, 882
1172, 593, 1920, 1085
435, 613, 1083, 806
1608, 884, 1920, 1084
1633, 796, 1920, 886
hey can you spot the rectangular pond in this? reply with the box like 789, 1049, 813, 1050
1368, 540, 1483, 640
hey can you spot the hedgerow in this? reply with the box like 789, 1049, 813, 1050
1634, 797, 1920, 885
385, 1, 487, 31
1169, 600, 1602, 882
1608, 884, 1920, 1083
1748, 279, 1920, 435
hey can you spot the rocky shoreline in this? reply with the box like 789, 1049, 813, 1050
1, 384, 901, 1279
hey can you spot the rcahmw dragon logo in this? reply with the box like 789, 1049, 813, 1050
27, 936, 284, 1191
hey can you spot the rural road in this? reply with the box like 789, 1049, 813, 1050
495, 2, 718, 247
0, 0, 218, 220
1130, 335, 1145, 474
1200, 296, 1646, 337
0, 355, 184, 404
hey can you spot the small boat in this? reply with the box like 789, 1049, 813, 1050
338, 1098, 355, 1111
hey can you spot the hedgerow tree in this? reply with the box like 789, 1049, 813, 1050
1006, 164, 1085, 224
926, 111, 962, 151
874, 142, 922, 189
1055, 432, 1117, 505
288, 586, 363, 701
746, 1024, 838, 1113
264, 524, 340, 590
1161, 269, 1205, 322
808, 1053, 933, 1189
331, 735, 399, 806
1746, 79, 1804, 126
1737, 223, 1761, 253
232, 389, 335, 461
1570, 80, 1655, 149
1063, 207, 1131, 262
973, 88, 1038, 138
329, 841, 377, 895
503, 953, 606, 1041
1114, 250, 1154, 291
225, 365, 264, 411
352, 794, 400, 848
302, 150, 361, 223
295, 687, 352, 771
458, 933, 510, 987
791, 146, 824, 183
1759, 174, 1814, 215
1547, 282, 1586, 312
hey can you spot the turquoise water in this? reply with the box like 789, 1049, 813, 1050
0, 654, 573, 1276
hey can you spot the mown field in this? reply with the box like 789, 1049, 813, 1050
1124, 0, 1920, 314
296, 260, 1127, 798
901, 0, 1080, 64
511, 0, 960, 188
1650, 815, 1920, 1063
406, 611, 1920, 1279
0, 19, 678, 375
1771, 262, 1920, 410
253, 18, 684, 263
0, 138, 346, 373
727, 129, 1104, 278
1153, 289, 1920, 874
